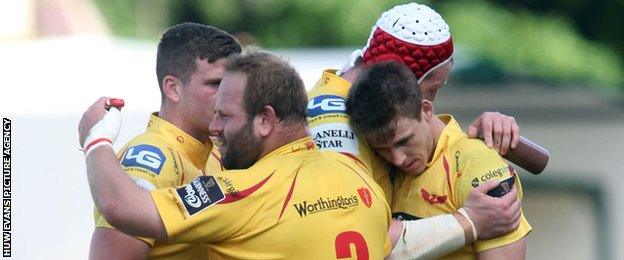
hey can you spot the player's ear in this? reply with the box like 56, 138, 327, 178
254, 105, 277, 137
162, 75, 182, 103
421, 100, 435, 121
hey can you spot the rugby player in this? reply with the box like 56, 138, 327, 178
347, 61, 531, 259
87, 23, 241, 259
307, 2, 523, 203
79, 51, 521, 259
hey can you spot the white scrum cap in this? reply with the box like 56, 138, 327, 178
345, 3, 453, 82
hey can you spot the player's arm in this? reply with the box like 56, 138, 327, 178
90, 202, 157, 260
79, 97, 167, 242
457, 148, 531, 256
387, 180, 521, 259
86, 145, 167, 242
478, 237, 526, 260
386, 213, 469, 260
89, 227, 150, 260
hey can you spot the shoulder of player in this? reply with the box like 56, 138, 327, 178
313, 151, 375, 179
449, 136, 502, 162
119, 134, 184, 184
448, 136, 508, 180
307, 75, 348, 98
210, 165, 280, 200
240, 150, 344, 178
123, 130, 174, 147
314, 150, 355, 165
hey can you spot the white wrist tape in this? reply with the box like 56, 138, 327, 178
83, 107, 121, 156
389, 214, 465, 259
458, 208, 478, 241
84, 140, 113, 157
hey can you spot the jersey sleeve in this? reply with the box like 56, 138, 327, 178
93, 140, 177, 246
454, 141, 532, 252
119, 141, 180, 189
150, 172, 270, 244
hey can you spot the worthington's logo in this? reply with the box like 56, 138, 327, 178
293, 195, 359, 217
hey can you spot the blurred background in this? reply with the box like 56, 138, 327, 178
1, 0, 623, 259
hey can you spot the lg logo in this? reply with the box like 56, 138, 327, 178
122, 145, 166, 174
307, 95, 346, 117
125, 147, 163, 169
308, 97, 345, 111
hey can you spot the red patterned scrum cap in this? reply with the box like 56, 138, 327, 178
350, 3, 453, 83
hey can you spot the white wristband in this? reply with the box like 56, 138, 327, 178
81, 106, 121, 157
389, 214, 465, 259
84, 138, 113, 157
458, 208, 478, 241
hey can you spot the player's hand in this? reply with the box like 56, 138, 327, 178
462, 180, 521, 240
467, 111, 519, 155
78, 97, 124, 155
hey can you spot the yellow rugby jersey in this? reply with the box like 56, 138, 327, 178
94, 113, 222, 260
205, 138, 224, 175
307, 69, 394, 206
151, 137, 392, 259
392, 115, 532, 260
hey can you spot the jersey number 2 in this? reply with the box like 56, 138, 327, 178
335, 231, 369, 260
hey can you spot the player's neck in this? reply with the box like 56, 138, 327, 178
431, 116, 446, 138
258, 123, 309, 158
428, 116, 446, 161
158, 106, 211, 144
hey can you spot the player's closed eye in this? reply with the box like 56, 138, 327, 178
204, 79, 221, 88
395, 136, 410, 147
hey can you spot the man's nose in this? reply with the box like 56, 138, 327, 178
209, 117, 223, 134
391, 149, 406, 167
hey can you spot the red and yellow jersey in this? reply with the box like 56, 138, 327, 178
205, 137, 224, 175
392, 115, 532, 260
307, 69, 394, 206
151, 137, 392, 259
94, 113, 222, 260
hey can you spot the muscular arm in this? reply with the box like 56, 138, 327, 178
386, 180, 521, 259
387, 213, 472, 260
478, 237, 526, 260
89, 227, 150, 260
86, 146, 167, 242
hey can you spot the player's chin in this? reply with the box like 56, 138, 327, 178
403, 161, 425, 176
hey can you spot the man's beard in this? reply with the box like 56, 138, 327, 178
221, 121, 263, 170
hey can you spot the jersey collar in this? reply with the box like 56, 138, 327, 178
314, 69, 353, 97
146, 113, 212, 169
257, 137, 318, 163
426, 114, 465, 167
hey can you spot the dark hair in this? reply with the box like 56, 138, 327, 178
225, 51, 308, 125
156, 22, 242, 98
346, 61, 423, 144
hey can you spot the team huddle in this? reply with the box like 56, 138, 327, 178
79, 3, 531, 260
